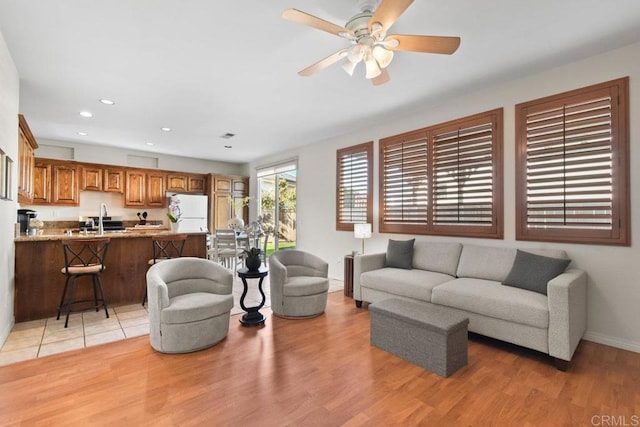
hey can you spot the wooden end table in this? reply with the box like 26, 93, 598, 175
236, 266, 268, 327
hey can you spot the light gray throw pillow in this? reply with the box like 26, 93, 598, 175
502, 250, 570, 295
385, 239, 415, 269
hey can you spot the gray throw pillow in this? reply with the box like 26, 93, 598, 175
502, 250, 571, 295
386, 239, 415, 269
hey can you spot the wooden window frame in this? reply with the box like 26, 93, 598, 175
515, 77, 630, 246
336, 142, 373, 231
379, 109, 503, 239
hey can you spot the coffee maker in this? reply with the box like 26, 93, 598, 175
17, 209, 38, 235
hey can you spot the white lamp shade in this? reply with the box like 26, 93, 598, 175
354, 223, 372, 239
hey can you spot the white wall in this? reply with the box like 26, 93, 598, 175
0, 31, 19, 346
250, 41, 640, 353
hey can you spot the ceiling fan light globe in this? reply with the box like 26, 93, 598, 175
342, 59, 358, 76
347, 45, 364, 63
373, 45, 394, 68
365, 57, 382, 79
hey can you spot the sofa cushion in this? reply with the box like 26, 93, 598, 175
412, 241, 463, 276
456, 245, 517, 282
431, 278, 549, 329
360, 267, 454, 303
386, 239, 415, 269
503, 250, 571, 296
284, 276, 330, 296
162, 292, 234, 324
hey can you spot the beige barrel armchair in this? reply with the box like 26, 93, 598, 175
268, 250, 330, 318
146, 257, 234, 353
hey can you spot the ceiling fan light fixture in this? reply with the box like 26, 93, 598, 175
372, 45, 394, 68
342, 59, 358, 76
364, 56, 381, 79
347, 44, 364, 63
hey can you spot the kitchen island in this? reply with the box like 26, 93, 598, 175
14, 230, 208, 322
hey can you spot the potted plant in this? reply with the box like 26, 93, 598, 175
243, 247, 262, 271
166, 196, 182, 232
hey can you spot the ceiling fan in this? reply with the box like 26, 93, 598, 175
282, 0, 460, 86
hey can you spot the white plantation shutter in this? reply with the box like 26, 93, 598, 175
380, 134, 429, 233
336, 142, 372, 231
431, 117, 498, 235
516, 78, 629, 245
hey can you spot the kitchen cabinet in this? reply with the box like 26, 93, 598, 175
104, 168, 124, 193
81, 165, 102, 191
31, 159, 78, 205
17, 115, 39, 204
51, 163, 79, 205
166, 173, 188, 192
124, 169, 145, 206
187, 174, 205, 193
32, 161, 51, 204
209, 175, 249, 231
146, 172, 165, 207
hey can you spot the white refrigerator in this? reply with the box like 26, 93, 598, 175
167, 193, 209, 233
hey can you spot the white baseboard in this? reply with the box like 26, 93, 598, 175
584, 331, 640, 354
0, 318, 15, 349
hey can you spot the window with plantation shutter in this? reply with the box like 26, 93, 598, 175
336, 142, 373, 231
379, 109, 503, 238
379, 132, 429, 234
515, 77, 629, 245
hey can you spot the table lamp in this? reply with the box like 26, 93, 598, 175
354, 223, 372, 255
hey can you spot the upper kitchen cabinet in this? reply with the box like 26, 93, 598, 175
104, 168, 124, 193
124, 169, 145, 206
80, 165, 102, 191
146, 171, 165, 207
167, 172, 206, 194
125, 169, 166, 207
188, 174, 205, 193
31, 158, 79, 205
17, 115, 39, 204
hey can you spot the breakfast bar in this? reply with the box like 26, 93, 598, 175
14, 230, 207, 322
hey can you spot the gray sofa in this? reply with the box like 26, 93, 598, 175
354, 241, 587, 367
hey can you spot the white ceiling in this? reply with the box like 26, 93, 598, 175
1, 0, 640, 164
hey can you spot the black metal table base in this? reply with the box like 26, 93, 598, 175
237, 266, 268, 327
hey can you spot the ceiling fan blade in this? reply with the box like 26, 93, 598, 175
371, 68, 390, 86
283, 9, 353, 38
369, 0, 414, 32
298, 49, 349, 77
386, 34, 461, 54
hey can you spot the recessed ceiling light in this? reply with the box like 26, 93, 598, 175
224, 145, 232, 149
79, 111, 93, 118
78, 132, 88, 136
146, 142, 154, 146
99, 99, 115, 105
161, 127, 171, 132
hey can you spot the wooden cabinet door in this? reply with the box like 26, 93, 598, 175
104, 168, 124, 193
166, 174, 188, 192
81, 166, 102, 191
214, 176, 232, 192
125, 170, 145, 206
232, 178, 247, 194
146, 172, 165, 207
187, 175, 205, 193
52, 164, 79, 205
214, 193, 232, 230
32, 162, 51, 204
17, 115, 38, 204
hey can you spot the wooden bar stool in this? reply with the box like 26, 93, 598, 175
59, 237, 111, 328
142, 234, 188, 306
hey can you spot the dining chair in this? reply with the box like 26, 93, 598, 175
142, 234, 188, 306
209, 229, 244, 270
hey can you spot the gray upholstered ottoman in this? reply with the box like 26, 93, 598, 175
369, 299, 469, 377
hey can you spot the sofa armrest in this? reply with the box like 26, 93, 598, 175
547, 268, 587, 362
353, 252, 386, 300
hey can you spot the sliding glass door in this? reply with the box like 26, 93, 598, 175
257, 161, 297, 257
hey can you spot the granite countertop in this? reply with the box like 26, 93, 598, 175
15, 227, 208, 242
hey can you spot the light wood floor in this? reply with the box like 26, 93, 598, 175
0, 292, 638, 426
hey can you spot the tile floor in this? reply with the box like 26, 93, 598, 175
0, 276, 344, 367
